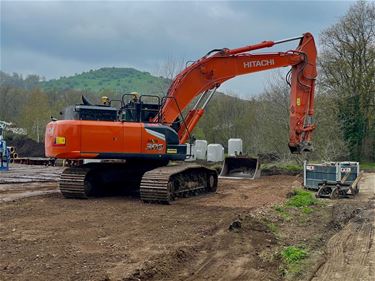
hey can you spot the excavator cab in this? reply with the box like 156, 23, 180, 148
120, 93, 161, 123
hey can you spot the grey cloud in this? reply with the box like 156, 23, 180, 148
1, 0, 353, 96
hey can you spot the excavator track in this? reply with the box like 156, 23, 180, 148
59, 167, 91, 199
59, 163, 218, 203
140, 165, 218, 204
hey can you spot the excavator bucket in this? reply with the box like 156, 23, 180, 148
219, 156, 261, 179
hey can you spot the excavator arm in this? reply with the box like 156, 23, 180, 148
157, 33, 317, 153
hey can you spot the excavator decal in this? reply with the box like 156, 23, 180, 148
145, 129, 166, 141
243, 59, 275, 68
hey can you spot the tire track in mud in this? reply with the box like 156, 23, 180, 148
0, 182, 59, 202
121, 217, 280, 281
311, 173, 375, 281
0, 165, 62, 202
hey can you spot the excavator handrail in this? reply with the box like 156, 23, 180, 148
160, 95, 193, 143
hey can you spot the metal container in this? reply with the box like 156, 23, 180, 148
304, 161, 360, 190
207, 144, 224, 162
228, 138, 243, 156
195, 140, 208, 160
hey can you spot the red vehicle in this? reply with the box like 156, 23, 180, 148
45, 33, 317, 203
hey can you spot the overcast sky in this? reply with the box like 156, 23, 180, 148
1, 0, 354, 97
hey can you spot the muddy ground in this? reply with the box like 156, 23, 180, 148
0, 165, 374, 281
0, 165, 62, 203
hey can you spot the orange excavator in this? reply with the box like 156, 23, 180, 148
45, 32, 317, 203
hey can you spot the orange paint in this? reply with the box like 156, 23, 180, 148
45, 120, 166, 159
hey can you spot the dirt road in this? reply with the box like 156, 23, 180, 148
311, 173, 375, 281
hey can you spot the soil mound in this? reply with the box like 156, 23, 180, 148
5, 134, 44, 157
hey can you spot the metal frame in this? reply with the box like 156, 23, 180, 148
120, 93, 161, 123
0, 140, 10, 171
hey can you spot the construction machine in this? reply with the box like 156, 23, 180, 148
45, 32, 317, 203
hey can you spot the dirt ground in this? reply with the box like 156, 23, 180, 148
0, 165, 299, 281
0, 165, 62, 203
311, 173, 375, 281
0, 165, 374, 281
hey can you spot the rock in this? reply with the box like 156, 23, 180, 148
229, 220, 242, 231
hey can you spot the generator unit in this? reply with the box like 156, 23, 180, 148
304, 161, 360, 190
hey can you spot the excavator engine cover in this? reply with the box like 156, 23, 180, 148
219, 156, 260, 179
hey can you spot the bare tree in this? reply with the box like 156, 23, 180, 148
252, 73, 291, 160
156, 55, 186, 95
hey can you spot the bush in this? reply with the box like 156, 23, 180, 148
281, 246, 308, 264
286, 189, 317, 208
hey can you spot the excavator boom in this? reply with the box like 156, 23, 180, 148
158, 33, 317, 153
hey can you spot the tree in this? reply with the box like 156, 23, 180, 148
313, 91, 350, 161
193, 93, 257, 151
253, 76, 291, 159
18, 89, 51, 142
0, 85, 25, 122
319, 1, 375, 161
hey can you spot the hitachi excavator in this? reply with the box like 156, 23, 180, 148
45, 32, 317, 203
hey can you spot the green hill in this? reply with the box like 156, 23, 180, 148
41, 67, 171, 95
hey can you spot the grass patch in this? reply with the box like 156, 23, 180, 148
273, 189, 318, 222
266, 222, 278, 234
283, 164, 302, 171
281, 246, 308, 264
281, 246, 308, 276
261, 163, 303, 172
286, 189, 317, 208
301, 206, 313, 214
360, 162, 375, 171
274, 205, 291, 220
